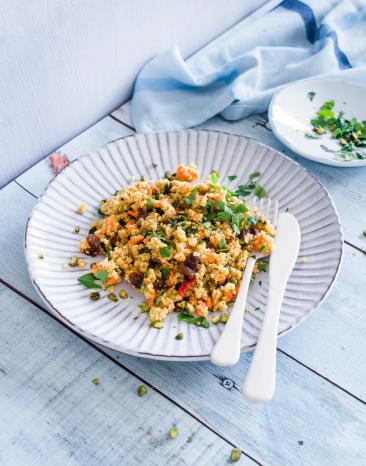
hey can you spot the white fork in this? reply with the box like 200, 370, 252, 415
210, 197, 278, 367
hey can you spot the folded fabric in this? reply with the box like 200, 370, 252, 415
130, 0, 366, 133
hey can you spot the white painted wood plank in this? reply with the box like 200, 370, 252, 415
16, 116, 133, 197
199, 114, 366, 250
115, 345, 366, 466
0, 284, 251, 466
1, 182, 366, 466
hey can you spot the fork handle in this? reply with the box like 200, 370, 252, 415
242, 283, 285, 403
210, 257, 256, 366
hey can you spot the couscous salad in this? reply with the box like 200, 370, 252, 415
77, 164, 275, 329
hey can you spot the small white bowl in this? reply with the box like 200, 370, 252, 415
269, 78, 366, 167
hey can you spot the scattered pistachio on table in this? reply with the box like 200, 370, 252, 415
175, 332, 184, 340
119, 289, 128, 299
220, 312, 229, 324
92, 377, 100, 385
137, 385, 148, 397
37, 253, 44, 260
230, 447, 241, 462
74, 225, 80, 233
168, 426, 178, 439
211, 316, 220, 324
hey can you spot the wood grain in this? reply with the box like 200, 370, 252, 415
0, 284, 254, 466
1, 182, 366, 466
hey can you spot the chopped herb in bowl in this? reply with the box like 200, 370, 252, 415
306, 99, 366, 161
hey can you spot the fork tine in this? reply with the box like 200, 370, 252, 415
271, 199, 279, 227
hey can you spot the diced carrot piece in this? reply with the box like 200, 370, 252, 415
106, 276, 117, 286
206, 297, 213, 309
176, 164, 198, 182
128, 210, 138, 218
126, 223, 136, 233
148, 290, 157, 306
91, 264, 100, 274
128, 235, 144, 244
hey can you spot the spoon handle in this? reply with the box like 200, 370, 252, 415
210, 256, 256, 366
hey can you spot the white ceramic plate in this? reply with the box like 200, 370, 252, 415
25, 130, 343, 360
269, 78, 366, 167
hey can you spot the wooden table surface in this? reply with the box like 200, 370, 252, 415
1, 103, 365, 466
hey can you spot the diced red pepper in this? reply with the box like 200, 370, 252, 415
178, 279, 195, 296
148, 182, 158, 194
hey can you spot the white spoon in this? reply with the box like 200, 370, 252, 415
210, 197, 278, 367
242, 212, 300, 403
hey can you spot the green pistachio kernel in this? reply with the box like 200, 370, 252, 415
69, 256, 79, 267
230, 447, 241, 462
92, 377, 100, 385
211, 316, 220, 324
89, 292, 100, 301
137, 385, 148, 397
168, 426, 178, 439
220, 312, 229, 324
119, 289, 128, 299
175, 332, 184, 340
151, 321, 164, 329
107, 293, 118, 302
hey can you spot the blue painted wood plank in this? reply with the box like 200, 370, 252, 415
0, 284, 252, 466
16, 116, 133, 197
1, 183, 366, 466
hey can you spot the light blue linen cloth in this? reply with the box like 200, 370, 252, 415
130, 0, 366, 132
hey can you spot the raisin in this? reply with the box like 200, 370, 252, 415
177, 263, 196, 280
129, 272, 144, 288
184, 253, 200, 270
86, 234, 100, 256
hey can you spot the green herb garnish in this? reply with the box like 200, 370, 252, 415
217, 239, 226, 250
307, 91, 316, 101
184, 188, 198, 206
307, 100, 366, 161
161, 268, 169, 280
228, 175, 237, 181
234, 171, 266, 199
208, 170, 220, 185
258, 261, 268, 273
178, 310, 209, 328
78, 273, 102, 289
160, 246, 171, 257
94, 270, 109, 282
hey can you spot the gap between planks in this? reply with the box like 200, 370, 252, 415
0, 277, 263, 466
1, 272, 365, 407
